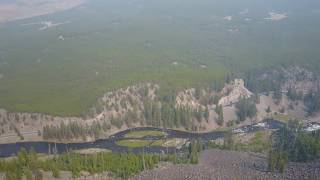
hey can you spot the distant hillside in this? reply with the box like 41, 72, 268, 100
0, 0, 319, 116
0, 0, 86, 23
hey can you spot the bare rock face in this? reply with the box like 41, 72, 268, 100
176, 88, 205, 109
218, 79, 252, 106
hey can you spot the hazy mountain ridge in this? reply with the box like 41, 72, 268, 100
0, 0, 86, 23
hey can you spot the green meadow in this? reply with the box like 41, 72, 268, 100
124, 130, 165, 138
0, 0, 319, 116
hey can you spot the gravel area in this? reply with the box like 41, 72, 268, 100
132, 149, 320, 180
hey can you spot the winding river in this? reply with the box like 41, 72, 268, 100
0, 119, 285, 157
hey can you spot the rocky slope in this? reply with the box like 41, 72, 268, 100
0, 83, 159, 143
218, 79, 253, 106
133, 149, 320, 180
0, 66, 318, 144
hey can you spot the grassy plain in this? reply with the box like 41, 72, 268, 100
116, 139, 155, 148
116, 138, 187, 148
124, 130, 165, 138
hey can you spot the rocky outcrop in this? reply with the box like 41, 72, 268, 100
176, 88, 206, 109
218, 79, 252, 106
